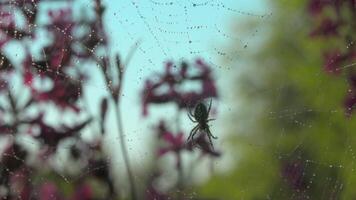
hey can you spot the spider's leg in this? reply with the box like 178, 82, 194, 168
207, 133, 214, 149
191, 128, 198, 143
188, 106, 195, 117
206, 127, 218, 139
187, 112, 197, 123
192, 127, 203, 142
207, 118, 215, 122
207, 98, 212, 114
189, 127, 200, 147
187, 125, 199, 141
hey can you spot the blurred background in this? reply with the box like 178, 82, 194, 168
0, 0, 355, 199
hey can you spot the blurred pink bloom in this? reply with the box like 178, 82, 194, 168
39, 182, 63, 200
308, 0, 344, 15
0, 0, 114, 199
0, 8, 30, 40
71, 184, 93, 200
323, 50, 346, 74
308, 0, 331, 15
1, 143, 27, 173
33, 79, 83, 112
142, 59, 218, 116
9, 168, 32, 200
310, 18, 341, 37
0, 78, 8, 91
344, 74, 356, 117
45, 9, 74, 71
158, 132, 185, 156
145, 172, 169, 200
281, 159, 307, 190
186, 132, 220, 157
26, 113, 91, 148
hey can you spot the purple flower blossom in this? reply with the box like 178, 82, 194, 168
71, 184, 93, 200
323, 50, 346, 74
310, 18, 341, 37
39, 182, 63, 200
186, 131, 220, 157
308, 0, 332, 15
26, 113, 92, 148
145, 172, 169, 200
0, 0, 126, 199
33, 79, 84, 112
344, 74, 356, 117
142, 59, 218, 116
8, 168, 32, 200
158, 131, 185, 156
308, 0, 344, 15
1, 143, 27, 173
308, 0, 356, 116
281, 159, 307, 190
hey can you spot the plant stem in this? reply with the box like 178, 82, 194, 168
113, 101, 137, 200
177, 152, 184, 200
112, 42, 140, 200
175, 109, 184, 199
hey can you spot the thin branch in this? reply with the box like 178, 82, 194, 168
112, 41, 141, 200
97, 41, 140, 200
113, 101, 137, 200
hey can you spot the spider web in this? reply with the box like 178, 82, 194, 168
1, 0, 324, 198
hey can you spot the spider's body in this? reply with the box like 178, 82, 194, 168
187, 100, 217, 148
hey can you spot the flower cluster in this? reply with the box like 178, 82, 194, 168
0, 0, 117, 199
281, 159, 307, 191
141, 60, 220, 198
142, 59, 218, 116
308, 0, 356, 116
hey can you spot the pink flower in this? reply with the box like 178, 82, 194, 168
323, 50, 346, 74
26, 113, 92, 148
0, 9, 30, 40
186, 132, 220, 157
141, 59, 218, 116
310, 18, 341, 37
344, 74, 356, 117
23, 71, 34, 86
71, 184, 93, 200
344, 92, 356, 117
158, 132, 185, 156
0, 124, 15, 135
0, 53, 13, 72
1, 143, 28, 172
0, 77, 8, 92
9, 168, 32, 200
0, 11, 15, 30
307, 0, 344, 16
281, 159, 307, 190
145, 172, 169, 200
33, 79, 83, 112
308, 0, 331, 15
0, 36, 10, 48
39, 182, 63, 200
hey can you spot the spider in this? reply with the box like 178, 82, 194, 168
187, 99, 217, 148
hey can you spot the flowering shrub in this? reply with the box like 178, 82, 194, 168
308, 0, 356, 116
0, 0, 118, 199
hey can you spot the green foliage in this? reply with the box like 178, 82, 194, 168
198, 0, 356, 199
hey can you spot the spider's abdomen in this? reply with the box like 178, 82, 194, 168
194, 102, 208, 121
